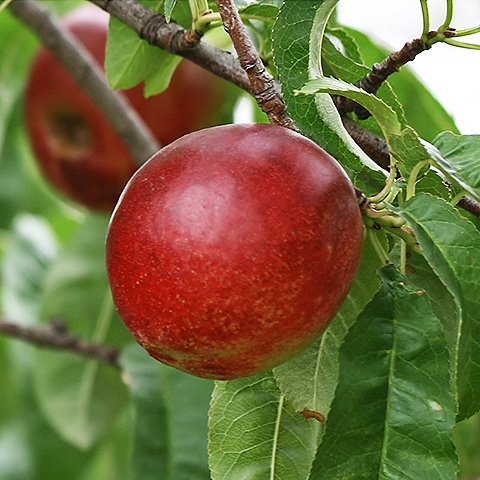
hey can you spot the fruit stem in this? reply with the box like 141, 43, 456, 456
440, 0, 454, 32
189, 0, 210, 24
384, 225, 422, 255
450, 189, 468, 207
368, 161, 398, 204
364, 204, 405, 228
454, 24, 480, 37
194, 11, 223, 32
443, 39, 480, 50
419, 0, 430, 40
406, 160, 431, 200
367, 229, 391, 266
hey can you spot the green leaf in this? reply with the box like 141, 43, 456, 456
296, 77, 437, 179
388, 127, 436, 178
239, 3, 279, 22
455, 413, 480, 478
0, 425, 31, 480
405, 252, 458, 378
396, 193, 480, 421
164, 0, 178, 22
1, 215, 58, 325
309, 266, 457, 480
143, 55, 182, 98
105, 0, 190, 96
296, 77, 402, 136
272, 0, 385, 195
106, 14, 171, 92
324, 27, 363, 66
209, 372, 319, 480
433, 131, 480, 202
321, 32, 368, 83
33, 214, 131, 449
321, 29, 407, 135
274, 233, 383, 419
121, 344, 213, 480
0, 103, 63, 229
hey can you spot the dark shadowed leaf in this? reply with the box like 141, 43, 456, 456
121, 344, 213, 480
396, 193, 480, 421
309, 266, 457, 480
33, 214, 132, 449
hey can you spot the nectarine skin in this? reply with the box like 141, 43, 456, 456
25, 5, 224, 210
106, 123, 364, 379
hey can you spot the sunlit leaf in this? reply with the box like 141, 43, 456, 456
1, 215, 58, 325
272, 0, 385, 195
239, 3, 279, 22
209, 372, 319, 480
164, 0, 178, 22
295, 76, 401, 136
433, 131, 480, 202
296, 77, 436, 178
105, 0, 190, 96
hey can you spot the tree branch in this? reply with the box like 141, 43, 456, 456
458, 194, 480, 219
0, 317, 120, 367
341, 116, 391, 170
88, 0, 252, 92
9, 0, 159, 166
215, 0, 296, 129
335, 38, 431, 119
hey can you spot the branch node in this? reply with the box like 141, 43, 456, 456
184, 28, 204, 46
139, 12, 167, 45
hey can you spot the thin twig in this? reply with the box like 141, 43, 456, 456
215, 0, 296, 129
0, 318, 121, 367
335, 38, 429, 119
9, 0, 159, 167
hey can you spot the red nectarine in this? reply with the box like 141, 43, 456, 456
106, 123, 364, 379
